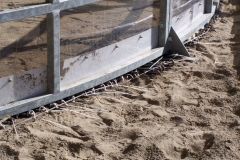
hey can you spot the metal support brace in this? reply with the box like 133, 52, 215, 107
213, 0, 220, 8
47, 10, 60, 94
164, 27, 190, 57
205, 0, 213, 13
159, 0, 172, 47
159, 0, 189, 57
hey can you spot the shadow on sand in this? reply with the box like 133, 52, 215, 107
229, 0, 240, 79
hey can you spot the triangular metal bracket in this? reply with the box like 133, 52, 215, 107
163, 27, 190, 57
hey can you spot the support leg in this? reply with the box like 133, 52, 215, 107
164, 27, 190, 57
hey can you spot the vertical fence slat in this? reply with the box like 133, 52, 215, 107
205, 0, 213, 13
47, 10, 60, 94
159, 0, 172, 47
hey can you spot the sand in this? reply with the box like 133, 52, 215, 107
0, 13, 47, 78
0, 0, 46, 11
0, 0, 47, 78
0, 1, 240, 160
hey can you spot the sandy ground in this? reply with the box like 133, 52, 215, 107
0, 1, 240, 160
0, 0, 47, 78
0, 0, 46, 11
0, 14, 47, 78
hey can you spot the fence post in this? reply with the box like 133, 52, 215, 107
205, 0, 213, 13
47, 10, 60, 94
159, 0, 172, 47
